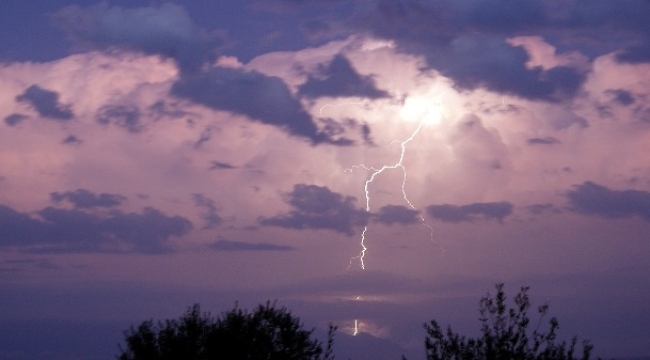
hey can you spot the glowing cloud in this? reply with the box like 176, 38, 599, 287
347, 87, 453, 269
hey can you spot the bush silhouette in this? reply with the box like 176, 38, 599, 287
117, 302, 335, 360
422, 283, 594, 360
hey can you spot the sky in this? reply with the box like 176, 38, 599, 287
1, 1, 650, 359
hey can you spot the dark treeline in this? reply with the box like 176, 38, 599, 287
118, 284, 595, 360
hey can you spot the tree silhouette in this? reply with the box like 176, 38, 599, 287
117, 302, 336, 360
422, 284, 594, 360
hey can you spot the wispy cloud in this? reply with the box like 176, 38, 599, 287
50, 189, 126, 209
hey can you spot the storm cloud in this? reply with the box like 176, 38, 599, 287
258, 184, 368, 235
350, 1, 590, 101
62, 135, 82, 145
96, 105, 143, 133
50, 189, 126, 209
4, 113, 28, 126
373, 205, 420, 225
53, 3, 221, 73
172, 66, 329, 143
427, 201, 513, 223
607, 89, 635, 106
298, 54, 390, 99
0, 204, 192, 253
15, 85, 73, 120
567, 181, 650, 221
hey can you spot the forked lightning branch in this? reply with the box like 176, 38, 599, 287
336, 87, 454, 270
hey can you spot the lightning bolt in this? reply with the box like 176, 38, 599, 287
317, 87, 504, 336
347, 87, 454, 269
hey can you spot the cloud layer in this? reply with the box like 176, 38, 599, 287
427, 202, 513, 223
259, 184, 368, 235
171, 67, 327, 143
568, 182, 650, 221
53, 3, 221, 73
0, 203, 192, 254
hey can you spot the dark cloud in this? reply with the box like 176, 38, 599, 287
15, 85, 73, 120
301, 19, 333, 38
298, 54, 390, 99
318, 118, 345, 136
361, 123, 374, 146
616, 44, 650, 64
4, 113, 28, 126
451, 0, 548, 32
400, 0, 650, 53
606, 89, 635, 106
210, 239, 294, 251
427, 201, 513, 223
96, 105, 142, 133
373, 205, 419, 225
62, 135, 82, 145
148, 100, 189, 120
347, 0, 647, 99
192, 194, 222, 229
525, 203, 562, 215
566, 0, 650, 30
209, 161, 237, 170
564, 0, 650, 64
567, 181, 650, 221
249, 0, 355, 52
172, 66, 332, 144
258, 184, 368, 235
0, 204, 192, 253
50, 189, 126, 209
52, 3, 221, 73
540, 65, 586, 97
317, 118, 355, 146
351, 1, 589, 101
527, 137, 560, 145
442, 37, 585, 101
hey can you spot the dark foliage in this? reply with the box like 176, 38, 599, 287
423, 284, 594, 360
117, 302, 336, 360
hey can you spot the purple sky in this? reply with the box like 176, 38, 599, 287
1, 1, 650, 359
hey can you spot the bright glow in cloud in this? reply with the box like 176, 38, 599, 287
399, 94, 443, 125
345, 87, 453, 269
